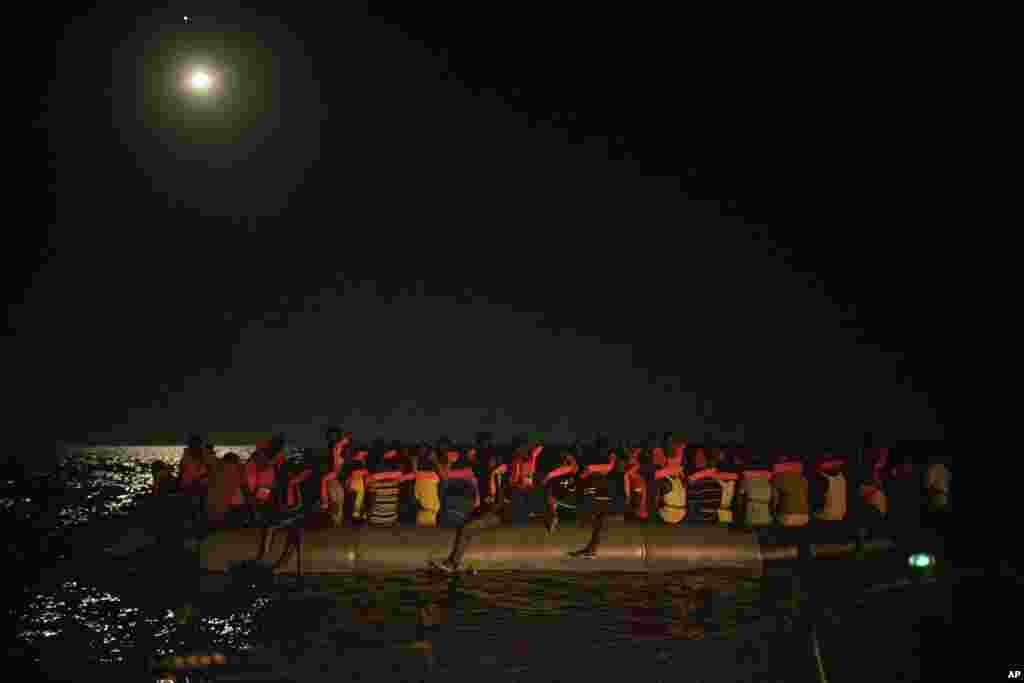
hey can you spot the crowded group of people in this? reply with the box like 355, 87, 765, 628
151, 429, 951, 570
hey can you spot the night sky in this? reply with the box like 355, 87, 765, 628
18, 6, 949, 452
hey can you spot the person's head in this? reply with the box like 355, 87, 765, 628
325, 426, 342, 444
560, 446, 578, 469
223, 452, 240, 465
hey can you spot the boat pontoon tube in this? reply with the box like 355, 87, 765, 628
198, 521, 897, 576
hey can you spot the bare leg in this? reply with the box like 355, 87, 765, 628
449, 508, 503, 567
570, 501, 608, 557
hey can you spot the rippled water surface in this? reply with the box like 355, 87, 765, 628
7, 446, 952, 682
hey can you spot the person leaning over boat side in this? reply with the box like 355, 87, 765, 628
429, 441, 532, 574
737, 452, 774, 527
772, 451, 810, 527
441, 445, 481, 528
686, 447, 722, 523
364, 449, 402, 527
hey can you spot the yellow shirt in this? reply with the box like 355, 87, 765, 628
659, 476, 686, 524
414, 474, 441, 526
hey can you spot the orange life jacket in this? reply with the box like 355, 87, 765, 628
511, 447, 542, 488
817, 458, 846, 474
489, 463, 508, 497
543, 463, 579, 485
581, 462, 614, 478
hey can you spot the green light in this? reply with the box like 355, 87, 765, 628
908, 553, 934, 569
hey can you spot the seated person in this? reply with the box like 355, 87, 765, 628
412, 452, 442, 527
344, 447, 370, 523
543, 447, 580, 533
772, 453, 810, 527
713, 448, 740, 524
206, 453, 249, 528
686, 455, 722, 523
737, 454, 774, 527
656, 468, 687, 524
441, 450, 480, 528
365, 452, 403, 527
623, 446, 648, 521
814, 454, 848, 522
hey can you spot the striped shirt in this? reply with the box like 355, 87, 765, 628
687, 470, 723, 523
368, 473, 400, 526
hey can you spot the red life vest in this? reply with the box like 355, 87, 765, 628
179, 447, 208, 489
542, 463, 578, 485
511, 446, 542, 488
817, 457, 846, 474
246, 461, 275, 504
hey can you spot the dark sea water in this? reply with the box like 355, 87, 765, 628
6, 446, 953, 682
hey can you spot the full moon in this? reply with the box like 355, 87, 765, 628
189, 70, 212, 91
